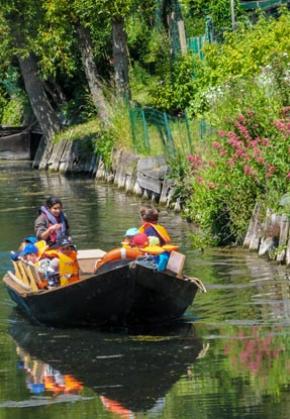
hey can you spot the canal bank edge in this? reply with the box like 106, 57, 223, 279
33, 137, 178, 211
243, 203, 290, 266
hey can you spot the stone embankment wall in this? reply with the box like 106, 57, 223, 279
243, 204, 290, 266
95, 149, 178, 209
33, 138, 178, 209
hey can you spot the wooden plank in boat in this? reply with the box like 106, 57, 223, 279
77, 249, 106, 274
19, 260, 38, 292
5, 271, 31, 293
77, 249, 106, 259
12, 260, 31, 288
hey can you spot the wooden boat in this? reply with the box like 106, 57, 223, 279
3, 249, 206, 328
9, 318, 206, 412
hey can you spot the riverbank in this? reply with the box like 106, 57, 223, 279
31, 132, 178, 210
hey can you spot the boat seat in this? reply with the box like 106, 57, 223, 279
25, 261, 44, 291
12, 260, 31, 289
5, 271, 31, 293
18, 260, 39, 292
77, 249, 106, 274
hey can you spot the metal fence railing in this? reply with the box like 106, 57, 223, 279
240, 0, 289, 11
128, 105, 212, 158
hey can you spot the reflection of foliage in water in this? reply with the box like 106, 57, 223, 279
223, 326, 289, 399
161, 325, 290, 419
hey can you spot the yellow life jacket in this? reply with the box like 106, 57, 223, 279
139, 223, 171, 244
35, 240, 48, 257
42, 249, 79, 284
58, 251, 79, 284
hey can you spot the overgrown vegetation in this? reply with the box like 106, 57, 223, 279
0, 1, 289, 247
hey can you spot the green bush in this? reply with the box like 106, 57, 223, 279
1, 95, 27, 126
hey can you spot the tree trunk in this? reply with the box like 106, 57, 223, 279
112, 17, 130, 98
17, 53, 61, 141
76, 24, 109, 123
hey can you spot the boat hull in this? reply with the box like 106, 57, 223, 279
5, 264, 134, 327
4, 260, 200, 327
128, 262, 198, 324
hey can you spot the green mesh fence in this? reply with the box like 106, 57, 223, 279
240, 0, 289, 11
187, 17, 214, 59
128, 105, 212, 158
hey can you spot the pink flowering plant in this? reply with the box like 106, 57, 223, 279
184, 106, 290, 245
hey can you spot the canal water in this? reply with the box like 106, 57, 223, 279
0, 162, 289, 419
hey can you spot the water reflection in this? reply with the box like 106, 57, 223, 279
9, 318, 204, 416
16, 346, 83, 396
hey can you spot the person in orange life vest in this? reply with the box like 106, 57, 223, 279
34, 197, 70, 247
139, 205, 171, 245
44, 239, 80, 285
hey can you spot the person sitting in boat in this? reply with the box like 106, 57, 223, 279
139, 205, 171, 245
43, 238, 80, 286
122, 227, 139, 248
34, 197, 70, 247
16, 243, 59, 288
37, 257, 60, 287
19, 243, 39, 264
18, 235, 38, 252
131, 233, 149, 248
10, 236, 38, 261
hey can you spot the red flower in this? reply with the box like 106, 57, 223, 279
237, 114, 246, 124
266, 164, 276, 178
212, 141, 221, 149
261, 138, 270, 147
244, 165, 256, 177
218, 130, 226, 137
273, 120, 290, 137
188, 154, 203, 170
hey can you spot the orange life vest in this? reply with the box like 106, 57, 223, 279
139, 223, 171, 244
95, 247, 142, 271
42, 249, 80, 284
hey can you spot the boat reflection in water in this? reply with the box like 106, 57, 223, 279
10, 317, 206, 416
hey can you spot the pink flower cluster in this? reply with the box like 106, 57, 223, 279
273, 119, 290, 137
224, 327, 283, 376
211, 112, 280, 181
187, 154, 203, 172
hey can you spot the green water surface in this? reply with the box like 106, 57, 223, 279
0, 162, 289, 419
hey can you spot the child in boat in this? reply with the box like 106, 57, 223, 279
18, 243, 59, 287
139, 205, 171, 246
19, 244, 39, 264
131, 233, 149, 248
43, 239, 80, 285
122, 227, 139, 247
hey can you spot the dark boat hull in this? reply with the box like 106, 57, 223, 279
128, 261, 198, 324
5, 264, 134, 327
4, 260, 200, 327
